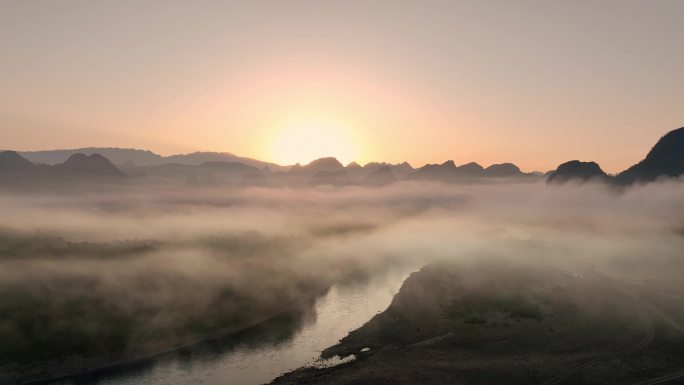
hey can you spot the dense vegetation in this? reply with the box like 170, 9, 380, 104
0, 231, 369, 372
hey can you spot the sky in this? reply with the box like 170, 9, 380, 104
1, 0, 683, 172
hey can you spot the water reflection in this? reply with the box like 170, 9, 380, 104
47, 267, 412, 385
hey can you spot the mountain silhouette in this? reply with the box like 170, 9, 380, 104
548, 127, 684, 185
413, 160, 528, 181
0, 151, 37, 174
164, 152, 284, 171
455, 162, 485, 177
616, 127, 684, 184
344, 161, 366, 181
7, 127, 683, 188
547, 161, 608, 184
485, 163, 523, 177
53, 153, 124, 177
13, 148, 286, 171
390, 162, 415, 179
9, 147, 545, 185
362, 166, 397, 186
0, 151, 126, 188
0, 147, 555, 188
17, 148, 162, 166
197, 161, 261, 173
345, 161, 414, 181
291, 157, 345, 176
413, 160, 458, 180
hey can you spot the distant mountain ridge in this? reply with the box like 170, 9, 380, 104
485, 163, 523, 177
548, 127, 684, 185
8, 147, 539, 180
12, 148, 287, 171
1, 150, 540, 189
15, 148, 161, 166
616, 127, 684, 184
0, 142, 563, 190
547, 161, 608, 184
290, 157, 345, 176
6, 127, 683, 188
11, 127, 684, 187
363, 165, 397, 186
54, 153, 124, 177
345, 161, 414, 181
413, 160, 533, 181
0, 151, 36, 174
0, 151, 124, 182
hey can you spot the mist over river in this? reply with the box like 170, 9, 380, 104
5, 180, 684, 385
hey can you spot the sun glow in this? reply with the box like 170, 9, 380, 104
267, 119, 358, 165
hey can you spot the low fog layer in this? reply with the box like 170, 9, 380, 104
1, 180, 683, 379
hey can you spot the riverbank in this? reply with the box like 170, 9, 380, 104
272, 260, 684, 384
4, 266, 415, 385
2, 291, 324, 385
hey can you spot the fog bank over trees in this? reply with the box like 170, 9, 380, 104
1, 180, 683, 382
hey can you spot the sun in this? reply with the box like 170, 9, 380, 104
267, 119, 358, 165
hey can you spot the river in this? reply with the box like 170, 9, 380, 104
48, 267, 413, 385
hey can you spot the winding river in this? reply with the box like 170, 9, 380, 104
49, 267, 413, 385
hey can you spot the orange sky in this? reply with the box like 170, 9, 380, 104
1, 1, 683, 172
